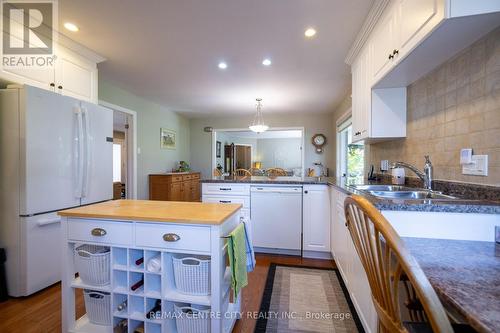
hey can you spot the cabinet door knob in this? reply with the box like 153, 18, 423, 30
304, 190, 308, 194
393, 49, 399, 55
49, 82, 55, 87
58, 85, 63, 89
163, 233, 180, 242
91, 228, 107, 237
388, 54, 394, 60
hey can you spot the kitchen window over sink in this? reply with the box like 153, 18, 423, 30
337, 115, 364, 183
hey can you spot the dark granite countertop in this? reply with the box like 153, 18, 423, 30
201, 176, 500, 214
201, 176, 333, 185
403, 238, 500, 333
327, 178, 500, 215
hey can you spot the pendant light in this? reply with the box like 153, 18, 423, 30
249, 98, 269, 133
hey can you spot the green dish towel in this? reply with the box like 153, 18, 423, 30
227, 223, 248, 299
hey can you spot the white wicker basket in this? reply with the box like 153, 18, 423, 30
174, 304, 211, 333
74, 244, 110, 286
172, 255, 211, 295
83, 289, 111, 325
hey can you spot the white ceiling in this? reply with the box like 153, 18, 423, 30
59, 0, 373, 117
222, 130, 303, 139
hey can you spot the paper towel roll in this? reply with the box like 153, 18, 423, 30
391, 168, 405, 185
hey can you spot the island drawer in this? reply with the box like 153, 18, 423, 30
67, 219, 133, 245
202, 183, 250, 195
202, 195, 250, 208
135, 223, 211, 252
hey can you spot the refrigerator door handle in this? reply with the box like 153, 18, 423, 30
81, 107, 91, 198
37, 217, 61, 226
74, 108, 84, 198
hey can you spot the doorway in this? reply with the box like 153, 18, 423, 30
113, 111, 128, 199
100, 100, 137, 199
223, 144, 252, 174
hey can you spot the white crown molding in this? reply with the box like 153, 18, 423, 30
57, 32, 106, 63
344, 0, 390, 65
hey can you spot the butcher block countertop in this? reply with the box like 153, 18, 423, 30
58, 199, 242, 225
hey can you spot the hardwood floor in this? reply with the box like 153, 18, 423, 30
0, 254, 334, 333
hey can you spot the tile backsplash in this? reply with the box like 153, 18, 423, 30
369, 26, 500, 186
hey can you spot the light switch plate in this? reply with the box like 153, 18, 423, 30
462, 155, 488, 176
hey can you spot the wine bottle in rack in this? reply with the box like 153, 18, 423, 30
113, 318, 127, 333
133, 323, 144, 333
146, 300, 161, 319
117, 299, 127, 311
135, 257, 144, 266
130, 278, 144, 291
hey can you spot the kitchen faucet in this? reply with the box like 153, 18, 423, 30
391, 156, 433, 190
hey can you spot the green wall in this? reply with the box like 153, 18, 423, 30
99, 80, 190, 199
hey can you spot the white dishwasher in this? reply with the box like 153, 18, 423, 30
250, 186, 302, 254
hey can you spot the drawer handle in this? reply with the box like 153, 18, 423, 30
219, 188, 231, 191
163, 233, 180, 242
219, 200, 231, 203
91, 228, 107, 237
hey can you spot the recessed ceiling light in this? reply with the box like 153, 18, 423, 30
304, 28, 316, 38
64, 22, 79, 32
218, 62, 227, 69
262, 58, 272, 66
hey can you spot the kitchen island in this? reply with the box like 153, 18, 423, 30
59, 200, 242, 333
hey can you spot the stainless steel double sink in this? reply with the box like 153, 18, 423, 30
351, 184, 456, 200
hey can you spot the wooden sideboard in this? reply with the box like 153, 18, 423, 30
149, 172, 201, 201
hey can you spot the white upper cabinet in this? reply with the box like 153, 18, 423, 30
371, 0, 444, 84
56, 45, 98, 103
0, 34, 103, 103
398, 0, 440, 53
367, 0, 500, 88
351, 46, 371, 141
371, 3, 399, 81
348, 0, 500, 142
352, 42, 407, 143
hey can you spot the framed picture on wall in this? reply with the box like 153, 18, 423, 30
216, 141, 222, 157
160, 128, 176, 149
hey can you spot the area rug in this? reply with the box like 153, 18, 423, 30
255, 264, 364, 333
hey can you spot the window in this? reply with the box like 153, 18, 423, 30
337, 116, 364, 183
112, 143, 121, 182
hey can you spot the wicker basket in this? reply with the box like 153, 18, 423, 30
172, 255, 211, 295
174, 303, 210, 333
83, 289, 111, 325
74, 244, 110, 286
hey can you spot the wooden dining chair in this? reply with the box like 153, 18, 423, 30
233, 168, 252, 177
344, 195, 454, 333
213, 168, 222, 177
266, 168, 287, 177
249, 167, 264, 176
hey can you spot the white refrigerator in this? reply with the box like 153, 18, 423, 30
0, 85, 113, 296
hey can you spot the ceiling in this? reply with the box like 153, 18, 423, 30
59, 0, 373, 117
222, 130, 303, 139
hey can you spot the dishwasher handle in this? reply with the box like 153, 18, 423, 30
251, 187, 302, 193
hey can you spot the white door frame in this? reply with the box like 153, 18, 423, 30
99, 100, 138, 199
211, 127, 305, 176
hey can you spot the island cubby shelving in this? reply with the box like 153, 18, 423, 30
59, 204, 242, 333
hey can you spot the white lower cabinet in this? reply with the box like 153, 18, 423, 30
329, 186, 377, 333
302, 185, 330, 255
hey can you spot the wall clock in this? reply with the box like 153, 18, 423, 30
312, 134, 326, 153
